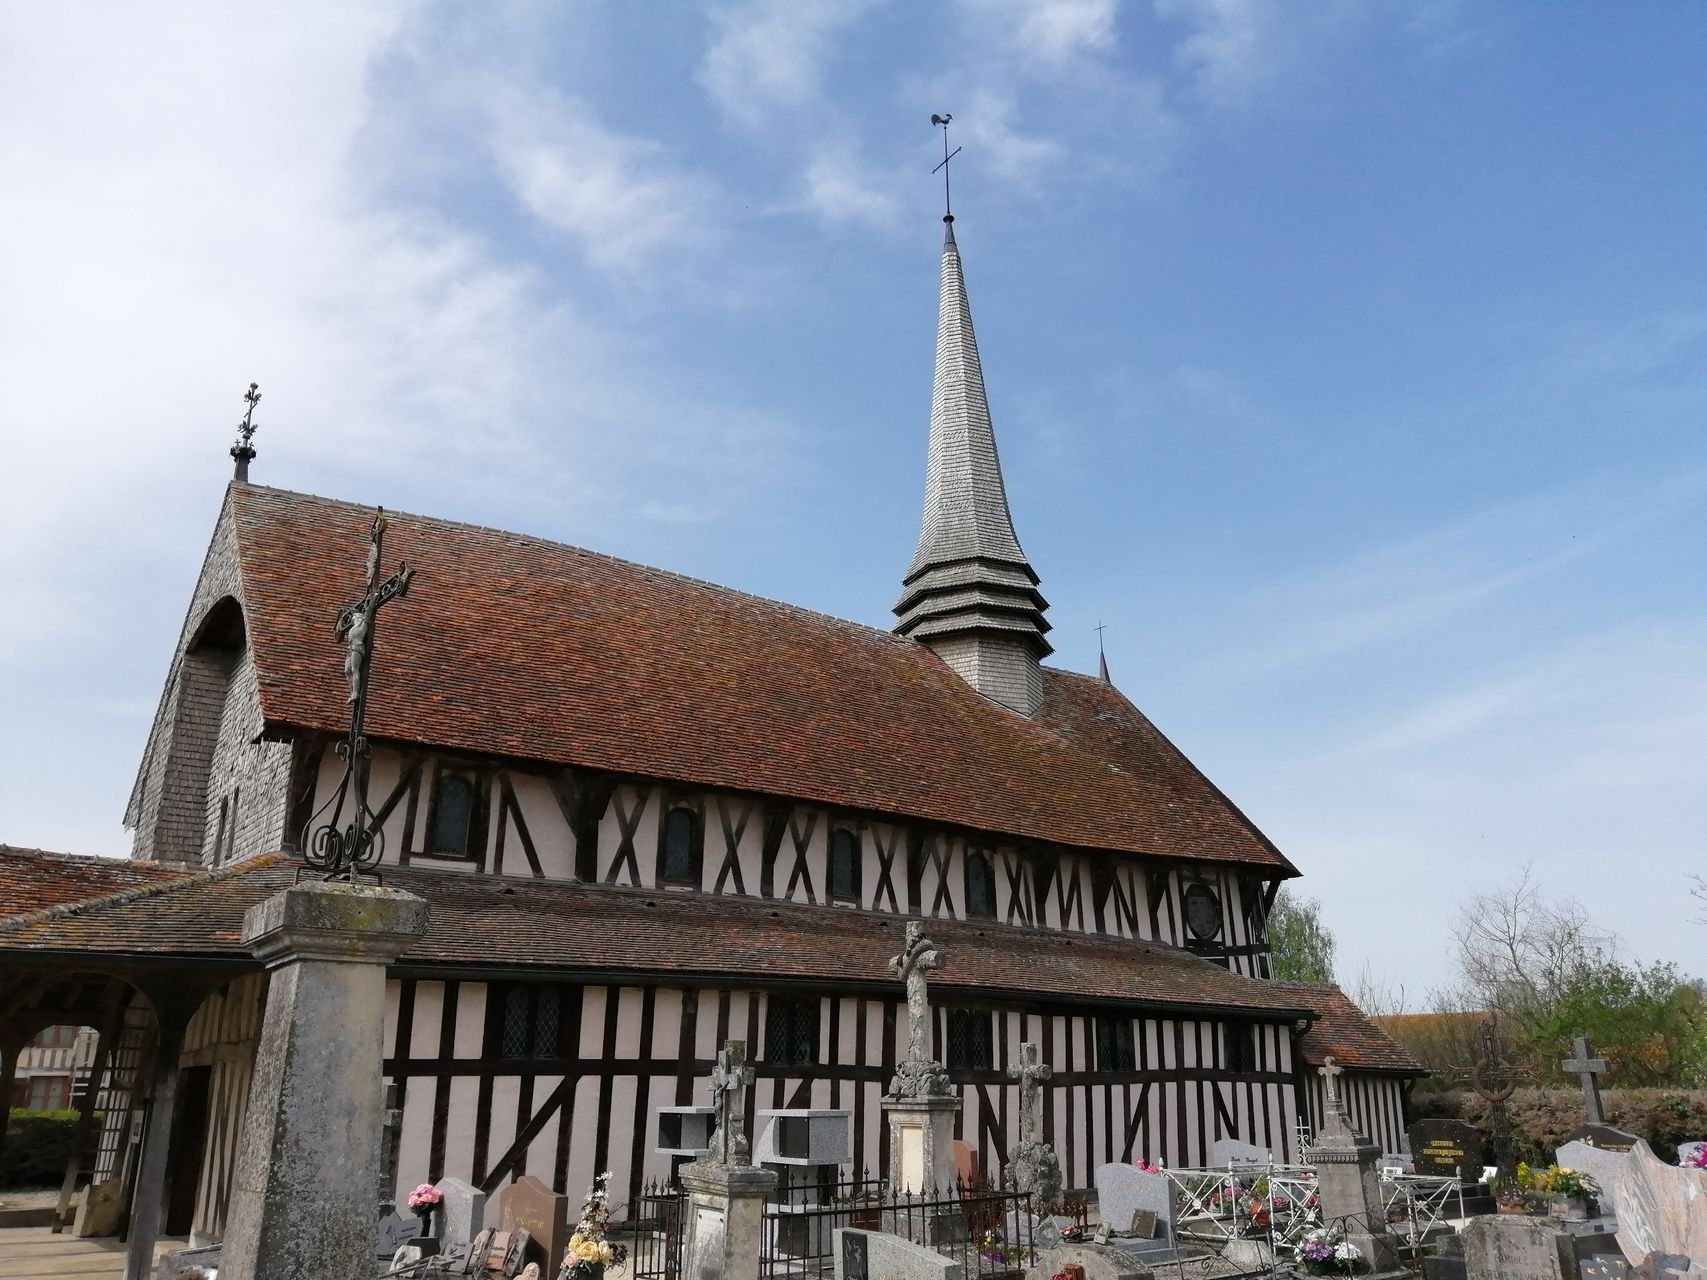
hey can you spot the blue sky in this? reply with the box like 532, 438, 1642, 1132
2, 2, 1703, 1002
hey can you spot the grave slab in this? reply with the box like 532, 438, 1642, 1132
1563, 1124, 1643, 1153
1462, 1214, 1575, 1280
1611, 1140, 1707, 1265
1092, 1164, 1174, 1244
1556, 1140, 1629, 1208
1210, 1138, 1270, 1168
434, 1177, 487, 1252
833, 1227, 966, 1280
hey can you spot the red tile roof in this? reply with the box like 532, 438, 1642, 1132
0, 855, 1315, 1018
228, 485, 1296, 873
0, 846, 193, 919
1265, 980, 1426, 1074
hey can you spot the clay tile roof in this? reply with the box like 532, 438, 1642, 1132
1264, 981, 1426, 1075
0, 856, 1314, 1018
0, 846, 193, 919
228, 485, 1296, 873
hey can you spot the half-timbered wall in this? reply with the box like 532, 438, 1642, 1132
1301, 1072, 1409, 1157
321, 749, 1275, 970
179, 973, 267, 1243
380, 976, 1300, 1206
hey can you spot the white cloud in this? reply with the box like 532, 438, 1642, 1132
486, 88, 718, 271
1152, 0, 1278, 104
957, 0, 1117, 69
698, 0, 878, 130
802, 149, 903, 229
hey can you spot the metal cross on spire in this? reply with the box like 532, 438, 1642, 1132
302, 507, 415, 880
1095, 621, 1111, 683
931, 113, 960, 223
230, 382, 261, 482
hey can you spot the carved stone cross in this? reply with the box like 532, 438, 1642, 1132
1320, 1055, 1348, 1121
1008, 1041, 1052, 1146
890, 921, 943, 1064
1561, 1034, 1609, 1126
708, 1039, 754, 1166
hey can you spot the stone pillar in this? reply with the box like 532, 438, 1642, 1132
883, 1094, 960, 1194
1304, 1123, 1403, 1274
679, 1159, 778, 1280
219, 880, 428, 1280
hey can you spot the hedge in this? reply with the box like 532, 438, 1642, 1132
1, 1108, 99, 1189
1411, 1088, 1707, 1167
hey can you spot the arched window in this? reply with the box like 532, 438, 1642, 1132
829, 828, 860, 902
964, 850, 996, 918
661, 806, 700, 885
430, 773, 475, 856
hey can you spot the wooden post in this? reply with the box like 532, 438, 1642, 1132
0, 1032, 25, 1166
123, 1000, 193, 1280
55, 989, 125, 1232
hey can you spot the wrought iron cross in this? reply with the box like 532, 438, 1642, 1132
931, 113, 960, 222
1561, 1034, 1609, 1126
303, 507, 414, 880
708, 1039, 754, 1166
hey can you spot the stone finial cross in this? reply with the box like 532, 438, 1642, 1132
1008, 1041, 1053, 1145
708, 1039, 755, 1166
1561, 1034, 1609, 1126
890, 921, 944, 1064
1320, 1055, 1348, 1122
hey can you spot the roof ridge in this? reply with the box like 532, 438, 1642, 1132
0, 852, 283, 936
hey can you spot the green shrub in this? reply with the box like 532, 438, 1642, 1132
1412, 1089, 1707, 1166
1, 1108, 96, 1189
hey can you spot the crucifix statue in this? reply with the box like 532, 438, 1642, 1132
891, 921, 942, 1064
707, 1040, 754, 1166
1561, 1034, 1609, 1126
1008, 1041, 1052, 1146
1320, 1055, 1349, 1127
302, 507, 415, 880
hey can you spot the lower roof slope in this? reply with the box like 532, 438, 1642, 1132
0, 853, 1312, 1019
1265, 980, 1427, 1075
0, 846, 193, 918
226, 485, 1295, 873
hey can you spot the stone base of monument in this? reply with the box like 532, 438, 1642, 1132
159, 1243, 224, 1279
681, 1160, 778, 1280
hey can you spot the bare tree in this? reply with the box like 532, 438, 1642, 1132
1349, 961, 1408, 1017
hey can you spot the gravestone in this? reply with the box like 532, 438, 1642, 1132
832, 1227, 966, 1280
1407, 1118, 1490, 1179
1611, 1140, 1707, 1265
435, 1177, 487, 1251
1556, 1140, 1629, 1204
1461, 1214, 1574, 1280
1210, 1137, 1270, 1168
497, 1175, 568, 1274
1093, 1164, 1173, 1246
375, 1210, 419, 1259
1565, 1124, 1643, 1153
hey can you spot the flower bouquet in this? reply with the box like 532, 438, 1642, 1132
406, 1183, 441, 1237
560, 1171, 628, 1280
1300, 1226, 1362, 1275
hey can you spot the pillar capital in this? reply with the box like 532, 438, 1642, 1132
242, 879, 427, 966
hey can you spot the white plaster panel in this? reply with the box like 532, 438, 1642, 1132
579, 988, 607, 1059
411, 983, 445, 1059
444, 1077, 480, 1175
651, 989, 682, 1061
394, 1083, 434, 1206
454, 986, 486, 1058
615, 989, 644, 1057
526, 1074, 564, 1181
509, 773, 574, 879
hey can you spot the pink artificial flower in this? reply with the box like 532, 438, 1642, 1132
407, 1184, 442, 1211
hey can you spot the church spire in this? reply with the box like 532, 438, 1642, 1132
894, 157, 1050, 715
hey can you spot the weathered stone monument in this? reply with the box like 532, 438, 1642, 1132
1003, 1042, 1062, 1205
1461, 1215, 1576, 1280
219, 879, 430, 1280
834, 1226, 966, 1280
883, 921, 959, 1195
1610, 1140, 1707, 1266
1302, 1056, 1404, 1276
680, 1039, 777, 1280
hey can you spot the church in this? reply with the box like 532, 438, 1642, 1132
0, 211, 1421, 1261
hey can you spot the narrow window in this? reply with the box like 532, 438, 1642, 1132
490, 983, 569, 1059
1227, 1024, 1257, 1074
764, 997, 820, 1066
430, 773, 476, 855
1094, 1016, 1137, 1072
946, 1010, 994, 1070
829, 828, 860, 902
211, 797, 229, 865
964, 850, 997, 918
661, 806, 700, 884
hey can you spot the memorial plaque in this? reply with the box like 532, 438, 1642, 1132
842, 1227, 868, 1280
690, 1207, 726, 1280
777, 1115, 810, 1159
1407, 1119, 1490, 1179
1563, 1124, 1641, 1153
1130, 1208, 1159, 1239
1578, 1260, 1631, 1279
497, 1176, 567, 1272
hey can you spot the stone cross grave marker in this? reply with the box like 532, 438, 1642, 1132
709, 1038, 755, 1166
892, 920, 942, 1064
1319, 1054, 1350, 1130
1562, 1034, 1610, 1126
1009, 1041, 1052, 1145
